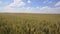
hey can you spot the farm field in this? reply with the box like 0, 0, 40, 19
0, 13, 60, 34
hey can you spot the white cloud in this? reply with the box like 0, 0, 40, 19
0, 0, 2, 4
39, 6, 60, 13
43, 0, 52, 3
8, 0, 25, 7
27, 7, 31, 9
0, 6, 60, 14
55, 1, 60, 7
27, 0, 31, 4
36, 7, 40, 8
0, 7, 14, 13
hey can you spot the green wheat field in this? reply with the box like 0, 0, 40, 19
0, 13, 60, 34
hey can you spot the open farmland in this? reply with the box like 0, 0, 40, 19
0, 13, 60, 34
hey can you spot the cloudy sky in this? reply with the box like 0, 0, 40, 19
0, 0, 60, 14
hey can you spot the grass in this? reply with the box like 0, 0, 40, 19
0, 13, 60, 34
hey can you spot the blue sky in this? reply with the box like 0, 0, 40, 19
0, 0, 60, 13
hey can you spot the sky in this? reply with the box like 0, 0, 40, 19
0, 0, 60, 14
